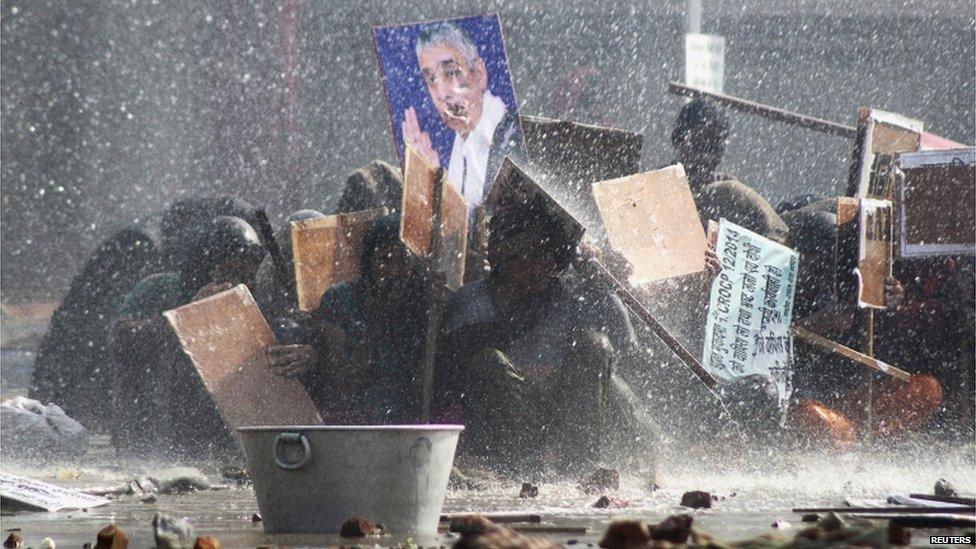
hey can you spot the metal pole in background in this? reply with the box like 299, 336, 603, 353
687, 0, 701, 33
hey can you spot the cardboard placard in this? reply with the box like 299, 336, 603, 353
702, 219, 799, 408
163, 286, 322, 442
0, 473, 110, 512
520, 115, 643, 240
856, 198, 893, 309
291, 208, 388, 312
487, 156, 586, 247
835, 197, 860, 304
593, 164, 707, 284
436, 175, 470, 289
896, 147, 975, 257
847, 108, 923, 198
401, 145, 469, 289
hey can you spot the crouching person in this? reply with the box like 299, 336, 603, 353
111, 216, 266, 455
433, 202, 658, 476
267, 214, 428, 424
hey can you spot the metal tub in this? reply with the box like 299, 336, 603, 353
237, 425, 463, 534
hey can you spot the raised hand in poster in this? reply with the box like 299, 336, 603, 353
402, 106, 440, 168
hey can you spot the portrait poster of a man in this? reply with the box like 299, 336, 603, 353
373, 15, 526, 216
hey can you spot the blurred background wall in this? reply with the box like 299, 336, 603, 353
2, 0, 973, 301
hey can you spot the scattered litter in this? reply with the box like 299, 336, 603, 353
2, 533, 22, 548
192, 537, 220, 549
580, 468, 619, 494
147, 467, 211, 495
600, 520, 650, 549
935, 478, 959, 498
650, 514, 693, 544
219, 466, 250, 486
519, 482, 539, 499
0, 397, 89, 460
153, 512, 196, 549
0, 473, 110, 512
679, 490, 712, 509
94, 524, 128, 549
339, 517, 383, 537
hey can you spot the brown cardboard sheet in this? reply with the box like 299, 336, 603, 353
593, 164, 707, 284
401, 145, 469, 289
519, 115, 643, 240
292, 208, 387, 312
163, 285, 322, 441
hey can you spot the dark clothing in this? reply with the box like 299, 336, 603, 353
662, 165, 789, 244
29, 226, 158, 431
253, 256, 296, 320
437, 274, 634, 391
697, 176, 789, 244
159, 196, 258, 271
483, 109, 527, 202
300, 275, 427, 424
116, 272, 190, 321
335, 160, 404, 214
433, 270, 655, 473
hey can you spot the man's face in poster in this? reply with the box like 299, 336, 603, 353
417, 43, 488, 138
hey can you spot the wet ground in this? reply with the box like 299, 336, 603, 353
3, 431, 974, 547
2, 336, 974, 547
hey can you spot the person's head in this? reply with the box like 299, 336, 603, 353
360, 214, 411, 295
279, 209, 327, 266
550, 67, 613, 127
182, 216, 266, 292
488, 201, 575, 294
415, 22, 488, 137
776, 193, 819, 215
671, 98, 730, 183
63, 225, 159, 312
160, 195, 257, 270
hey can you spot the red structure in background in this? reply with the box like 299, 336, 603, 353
211, 0, 304, 218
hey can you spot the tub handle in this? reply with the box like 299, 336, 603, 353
272, 432, 311, 471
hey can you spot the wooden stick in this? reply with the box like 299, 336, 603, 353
438, 524, 588, 535
793, 326, 911, 382
509, 525, 590, 535
441, 512, 542, 524
883, 514, 976, 528
419, 169, 446, 423
667, 82, 857, 139
253, 208, 293, 292
909, 494, 976, 506
792, 506, 975, 515
860, 308, 875, 440
585, 258, 718, 388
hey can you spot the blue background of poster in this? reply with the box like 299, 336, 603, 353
373, 14, 522, 166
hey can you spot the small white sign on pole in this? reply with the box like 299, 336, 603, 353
685, 33, 725, 94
